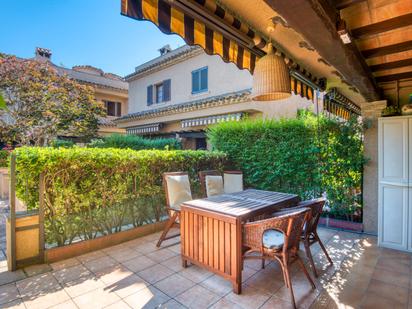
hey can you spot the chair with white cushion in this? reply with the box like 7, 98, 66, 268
157, 172, 192, 247
223, 171, 243, 194
199, 170, 224, 198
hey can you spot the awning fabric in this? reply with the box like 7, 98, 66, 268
181, 112, 243, 128
127, 123, 163, 135
120, 0, 316, 100
324, 88, 361, 120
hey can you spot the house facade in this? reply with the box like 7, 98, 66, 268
34, 48, 128, 136
116, 45, 320, 149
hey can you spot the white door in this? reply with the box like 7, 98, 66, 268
378, 117, 409, 250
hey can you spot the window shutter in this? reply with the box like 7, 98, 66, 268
163, 79, 171, 102
200, 68, 208, 91
147, 85, 153, 105
116, 102, 121, 116
192, 71, 200, 93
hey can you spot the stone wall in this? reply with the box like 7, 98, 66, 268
361, 100, 386, 234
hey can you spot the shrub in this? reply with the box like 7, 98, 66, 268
50, 139, 74, 148
89, 134, 181, 150
207, 112, 365, 220
14, 147, 226, 246
0, 149, 9, 167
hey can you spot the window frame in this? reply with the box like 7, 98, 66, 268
155, 82, 164, 104
191, 66, 208, 94
104, 100, 122, 117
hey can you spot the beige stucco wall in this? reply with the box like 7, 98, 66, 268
361, 100, 387, 234
127, 52, 253, 114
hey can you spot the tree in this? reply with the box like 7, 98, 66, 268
0, 55, 105, 146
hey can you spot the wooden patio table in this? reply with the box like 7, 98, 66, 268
180, 189, 299, 294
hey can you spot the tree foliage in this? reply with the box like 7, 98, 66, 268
0, 55, 105, 145
207, 112, 365, 220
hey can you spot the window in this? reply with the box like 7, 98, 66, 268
156, 83, 164, 103
192, 67, 208, 94
147, 79, 171, 105
105, 101, 121, 117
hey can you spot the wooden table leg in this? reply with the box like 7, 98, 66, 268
233, 279, 242, 294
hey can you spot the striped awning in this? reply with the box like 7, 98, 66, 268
127, 123, 163, 135
324, 88, 361, 121
121, 0, 319, 101
181, 112, 243, 128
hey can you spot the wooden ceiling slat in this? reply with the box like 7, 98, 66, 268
370, 59, 412, 72
351, 13, 412, 39
376, 71, 412, 83
335, 0, 367, 10
362, 40, 412, 58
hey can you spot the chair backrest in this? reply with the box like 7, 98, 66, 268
297, 198, 326, 236
198, 170, 223, 197
282, 208, 310, 253
223, 170, 243, 194
163, 172, 192, 210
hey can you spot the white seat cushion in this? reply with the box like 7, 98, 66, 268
262, 229, 284, 250
224, 173, 243, 194
165, 174, 192, 210
205, 175, 224, 197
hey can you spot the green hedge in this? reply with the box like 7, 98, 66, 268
14, 147, 226, 246
89, 134, 181, 150
207, 112, 364, 219
0, 150, 9, 167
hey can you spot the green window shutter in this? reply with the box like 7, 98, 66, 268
192, 71, 200, 93
147, 85, 153, 105
200, 68, 208, 91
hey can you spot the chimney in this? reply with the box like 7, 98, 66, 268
35, 47, 52, 61
158, 44, 172, 56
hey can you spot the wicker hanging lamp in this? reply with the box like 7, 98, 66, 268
252, 43, 291, 101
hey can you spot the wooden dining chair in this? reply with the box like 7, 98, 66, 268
156, 172, 192, 248
243, 208, 315, 309
198, 170, 223, 198
272, 198, 332, 277
223, 170, 243, 193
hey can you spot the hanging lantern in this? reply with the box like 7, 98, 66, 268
252, 43, 291, 101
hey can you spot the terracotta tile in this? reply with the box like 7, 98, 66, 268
105, 273, 149, 298
161, 299, 187, 309
23, 264, 52, 277
175, 284, 221, 309
376, 257, 411, 273
160, 255, 185, 272
0, 270, 26, 286
16, 272, 60, 298
123, 286, 170, 308
94, 265, 134, 285
72, 287, 121, 309
22, 287, 70, 309
104, 300, 132, 309
138, 264, 174, 284
242, 266, 259, 283
224, 284, 272, 309
273, 278, 319, 306
2, 298, 26, 309
105, 246, 142, 263
200, 274, 233, 296
77, 250, 106, 263
244, 268, 284, 294
50, 258, 80, 271
121, 255, 156, 273
53, 264, 91, 284
361, 291, 406, 309
209, 298, 240, 309
260, 295, 294, 309
146, 248, 178, 263
168, 243, 181, 254
83, 255, 118, 273
133, 241, 159, 254
63, 275, 105, 298
367, 279, 409, 304
372, 268, 410, 288
179, 264, 213, 283
154, 273, 195, 297
0, 283, 20, 305
48, 299, 79, 309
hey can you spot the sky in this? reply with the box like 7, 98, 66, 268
0, 0, 185, 77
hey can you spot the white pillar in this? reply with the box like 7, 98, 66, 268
361, 100, 387, 234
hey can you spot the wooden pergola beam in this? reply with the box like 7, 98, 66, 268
351, 13, 412, 39
335, 0, 367, 10
376, 71, 412, 83
362, 40, 412, 58
264, 0, 381, 101
370, 59, 412, 72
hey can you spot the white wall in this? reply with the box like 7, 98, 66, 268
128, 52, 253, 114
